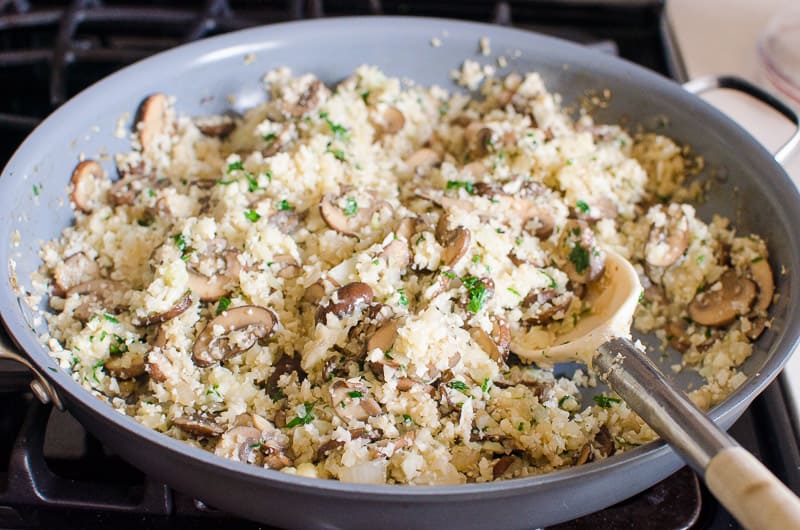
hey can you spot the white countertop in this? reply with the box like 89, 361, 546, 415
668, 0, 800, 427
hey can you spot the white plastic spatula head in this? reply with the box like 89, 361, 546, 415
510, 250, 642, 366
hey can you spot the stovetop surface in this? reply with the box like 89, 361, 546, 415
1, 1, 798, 529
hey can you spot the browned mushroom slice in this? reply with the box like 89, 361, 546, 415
381, 106, 405, 134
264, 353, 304, 400
558, 220, 605, 284
523, 289, 573, 325
69, 160, 106, 213
192, 305, 277, 367
283, 79, 328, 117
136, 93, 169, 153
405, 148, 441, 174
688, 270, 757, 327
194, 115, 236, 138
67, 279, 127, 322
464, 122, 493, 157
595, 425, 615, 457
576, 443, 594, 466
103, 354, 145, 380
146, 349, 169, 383
272, 254, 301, 279
395, 217, 426, 241
319, 189, 390, 237
186, 250, 242, 302
436, 215, 471, 267
330, 380, 382, 422
666, 320, 691, 353
471, 317, 510, 363
316, 282, 374, 325
492, 455, 515, 479
749, 259, 774, 314
645, 205, 689, 267
267, 209, 306, 234
380, 240, 410, 268
366, 319, 400, 354
53, 252, 99, 296
746, 317, 769, 341
136, 292, 192, 327
173, 414, 224, 437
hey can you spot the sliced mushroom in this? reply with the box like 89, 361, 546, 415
186, 249, 242, 302
108, 160, 155, 207
146, 348, 169, 383
380, 239, 410, 268
194, 115, 236, 138
192, 305, 277, 367
688, 270, 757, 327
283, 79, 327, 117
380, 106, 405, 134
470, 317, 511, 363
746, 317, 769, 341
436, 215, 471, 267
103, 354, 145, 380
173, 414, 224, 437
749, 259, 774, 314
405, 148, 441, 174
492, 455, 515, 479
576, 443, 594, 466
53, 252, 99, 296
67, 279, 127, 322
265, 353, 305, 400
395, 217, 426, 241
645, 205, 689, 267
136, 292, 192, 327
595, 425, 615, 457
558, 220, 605, 284
464, 122, 493, 157
523, 289, 573, 325
69, 160, 106, 213
268, 209, 306, 235
316, 282, 374, 325
369, 431, 416, 459
136, 93, 169, 153
330, 380, 382, 422
366, 319, 400, 354
272, 254, 301, 279
319, 188, 390, 237
666, 320, 691, 353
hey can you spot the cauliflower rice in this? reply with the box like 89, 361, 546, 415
36, 63, 774, 485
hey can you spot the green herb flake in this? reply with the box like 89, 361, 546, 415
507, 287, 521, 297
593, 394, 622, 408
286, 402, 315, 428
226, 160, 244, 174
397, 288, 409, 307
249, 441, 263, 449
463, 276, 490, 314
438, 102, 449, 116
33, 184, 41, 196
343, 196, 358, 217
472, 255, 481, 264
446, 180, 475, 195
402, 413, 413, 425
481, 377, 491, 393
244, 209, 261, 222
99, 330, 107, 341
278, 199, 293, 211
558, 395, 572, 408
442, 270, 456, 279
103, 313, 119, 324
448, 380, 470, 396
147, 188, 156, 197
216, 179, 235, 186
372, 258, 380, 265
347, 391, 364, 399
216, 296, 231, 315
246, 174, 260, 192
515, 237, 523, 246
751, 257, 764, 263
539, 270, 557, 289
360, 90, 370, 103
576, 200, 590, 213
91, 359, 104, 384
109, 334, 128, 356
568, 243, 590, 275
263, 132, 277, 143
517, 422, 525, 432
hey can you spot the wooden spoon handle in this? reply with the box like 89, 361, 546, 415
706, 447, 800, 530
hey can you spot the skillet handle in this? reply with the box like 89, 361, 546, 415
682, 75, 800, 164
0, 325, 64, 410
595, 337, 800, 530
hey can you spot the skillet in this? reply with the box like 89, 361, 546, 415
1, 17, 800, 529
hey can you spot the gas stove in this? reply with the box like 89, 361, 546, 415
1, 2, 798, 529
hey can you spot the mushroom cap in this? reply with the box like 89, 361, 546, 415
319, 189, 387, 237
104, 353, 146, 380
405, 148, 441, 174
69, 160, 106, 213
192, 305, 277, 367
186, 250, 241, 302
558, 220, 605, 284
194, 115, 236, 138
645, 205, 689, 267
173, 414, 224, 437
316, 282, 374, 325
688, 270, 757, 327
381, 106, 405, 134
436, 216, 471, 267
749, 259, 774, 313
137, 291, 192, 327
136, 93, 169, 153
330, 380, 382, 422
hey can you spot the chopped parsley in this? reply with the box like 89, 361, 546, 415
263, 132, 277, 143
539, 270, 557, 289
448, 380, 470, 396
441, 270, 457, 279
33, 184, 41, 196
99, 331, 107, 341
751, 257, 764, 263
216, 296, 231, 315
446, 180, 475, 194
463, 276, 490, 313
103, 313, 119, 324
244, 209, 261, 222
147, 188, 156, 197
226, 160, 244, 173
402, 413, 413, 425
517, 422, 525, 432
576, 200, 590, 213
438, 102, 449, 116
397, 288, 409, 307
109, 335, 127, 356
347, 390, 363, 399
481, 377, 491, 393
515, 237, 523, 246
593, 394, 621, 408
472, 255, 481, 264
216, 179, 235, 185
558, 395, 572, 408
343, 196, 358, 217
249, 441, 263, 449
320, 111, 350, 141
286, 402, 315, 428
329, 148, 346, 162
278, 199, 293, 211
507, 287, 521, 297
568, 243, 590, 275
91, 360, 104, 384
206, 384, 222, 399
360, 90, 370, 103
246, 174, 260, 192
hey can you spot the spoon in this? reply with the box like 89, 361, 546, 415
512, 250, 800, 530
